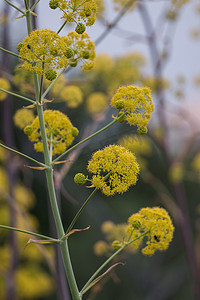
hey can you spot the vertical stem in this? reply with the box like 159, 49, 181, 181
24, 2, 81, 299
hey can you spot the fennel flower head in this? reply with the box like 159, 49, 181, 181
87, 145, 140, 196
25, 110, 78, 156
50, 0, 97, 26
17, 29, 68, 77
111, 86, 154, 130
127, 207, 174, 255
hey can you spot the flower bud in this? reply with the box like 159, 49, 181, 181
82, 50, 90, 59
131, 219, 142, 229
71, 127, 79, 137
24, 125, 33, 136
75, 23, 86, 34
112, 240, 122, 251
115, 100, 125, 110
65, 48, 74, 59
49, 0, 59, 9
16, 43, 23, 53
137, 126, 148, 135
74, 173, 86, 185
45, 69, 57, 81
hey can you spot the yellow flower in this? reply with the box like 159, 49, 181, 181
0, 167, 9, 198
87, 145, 140, 196
26, 110, 78, 155
60, 85, 83, 108
111, 86, 154, 128
56, 0, 97, 26
17, 29, 69, 76
94, 240, 110, 256
127, 207, 174, 255
13, 108, 35, 130
63, 31, 95, 71
0, 77, 10, 101
86, 92, 108, 115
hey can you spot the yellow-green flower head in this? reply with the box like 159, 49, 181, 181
63, 32, 95, 71
111, 86, 154, 128
0, 77, 10, 101
17, 29, 68, 76
60, 85, 83, 108
127, 207, 174, 255
86, 92, 108, 115
0, 167, 9, 198
56, 0, 97, 26
13, 108, 35, 130
87, 145, 140, 196
27, 110, 78, 155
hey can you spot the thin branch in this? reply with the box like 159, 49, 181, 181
0, 143, 46, 167
0, 224, 59, 242
0, 88, 35, 104
4, 0, 25, 14
0, 46, 21, 60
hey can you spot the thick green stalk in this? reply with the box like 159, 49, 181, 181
24, 4, 81, 300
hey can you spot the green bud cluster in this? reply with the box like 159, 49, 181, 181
131, 219, 142, 229
137, 126, 148, 135
49, 0, 59, 9
65, 48, 74, 59
115, 100, 125, 110
24, 125, 33, 136
45, 69, 57, 81
74, 173, 86, 185
75, 23, 86, 34
71, 127, 79, 137
112, 240, 122, 251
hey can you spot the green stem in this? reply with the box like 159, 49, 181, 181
53, 115, 123, 163
66, 188, 98, 235
25, 4, 81, 299
0, 142, 46, 167
30, 0, 40, 11
80, 230, 149, 295
0, 88, 35, 104
4, 0, 24, 14
0, 46, 21, 59
0, 225, 59, 242
57, 20, 67, 34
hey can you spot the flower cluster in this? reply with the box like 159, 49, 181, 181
87, 145, 140, 196
63, 31, 95, 70
51, 0, 97, 26
60, 85, 83, 108
25, 110, 78, 155
86, 92, 108, 115
13, 108, 35, 130
0, 78, 10, 101
17, 29, 69, 77
127, 207, 174, 255
111, 86, 154, 130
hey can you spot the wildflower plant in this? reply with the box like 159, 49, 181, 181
0, 1, 175, 300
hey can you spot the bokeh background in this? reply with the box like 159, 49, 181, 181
1, 0, 200, 299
